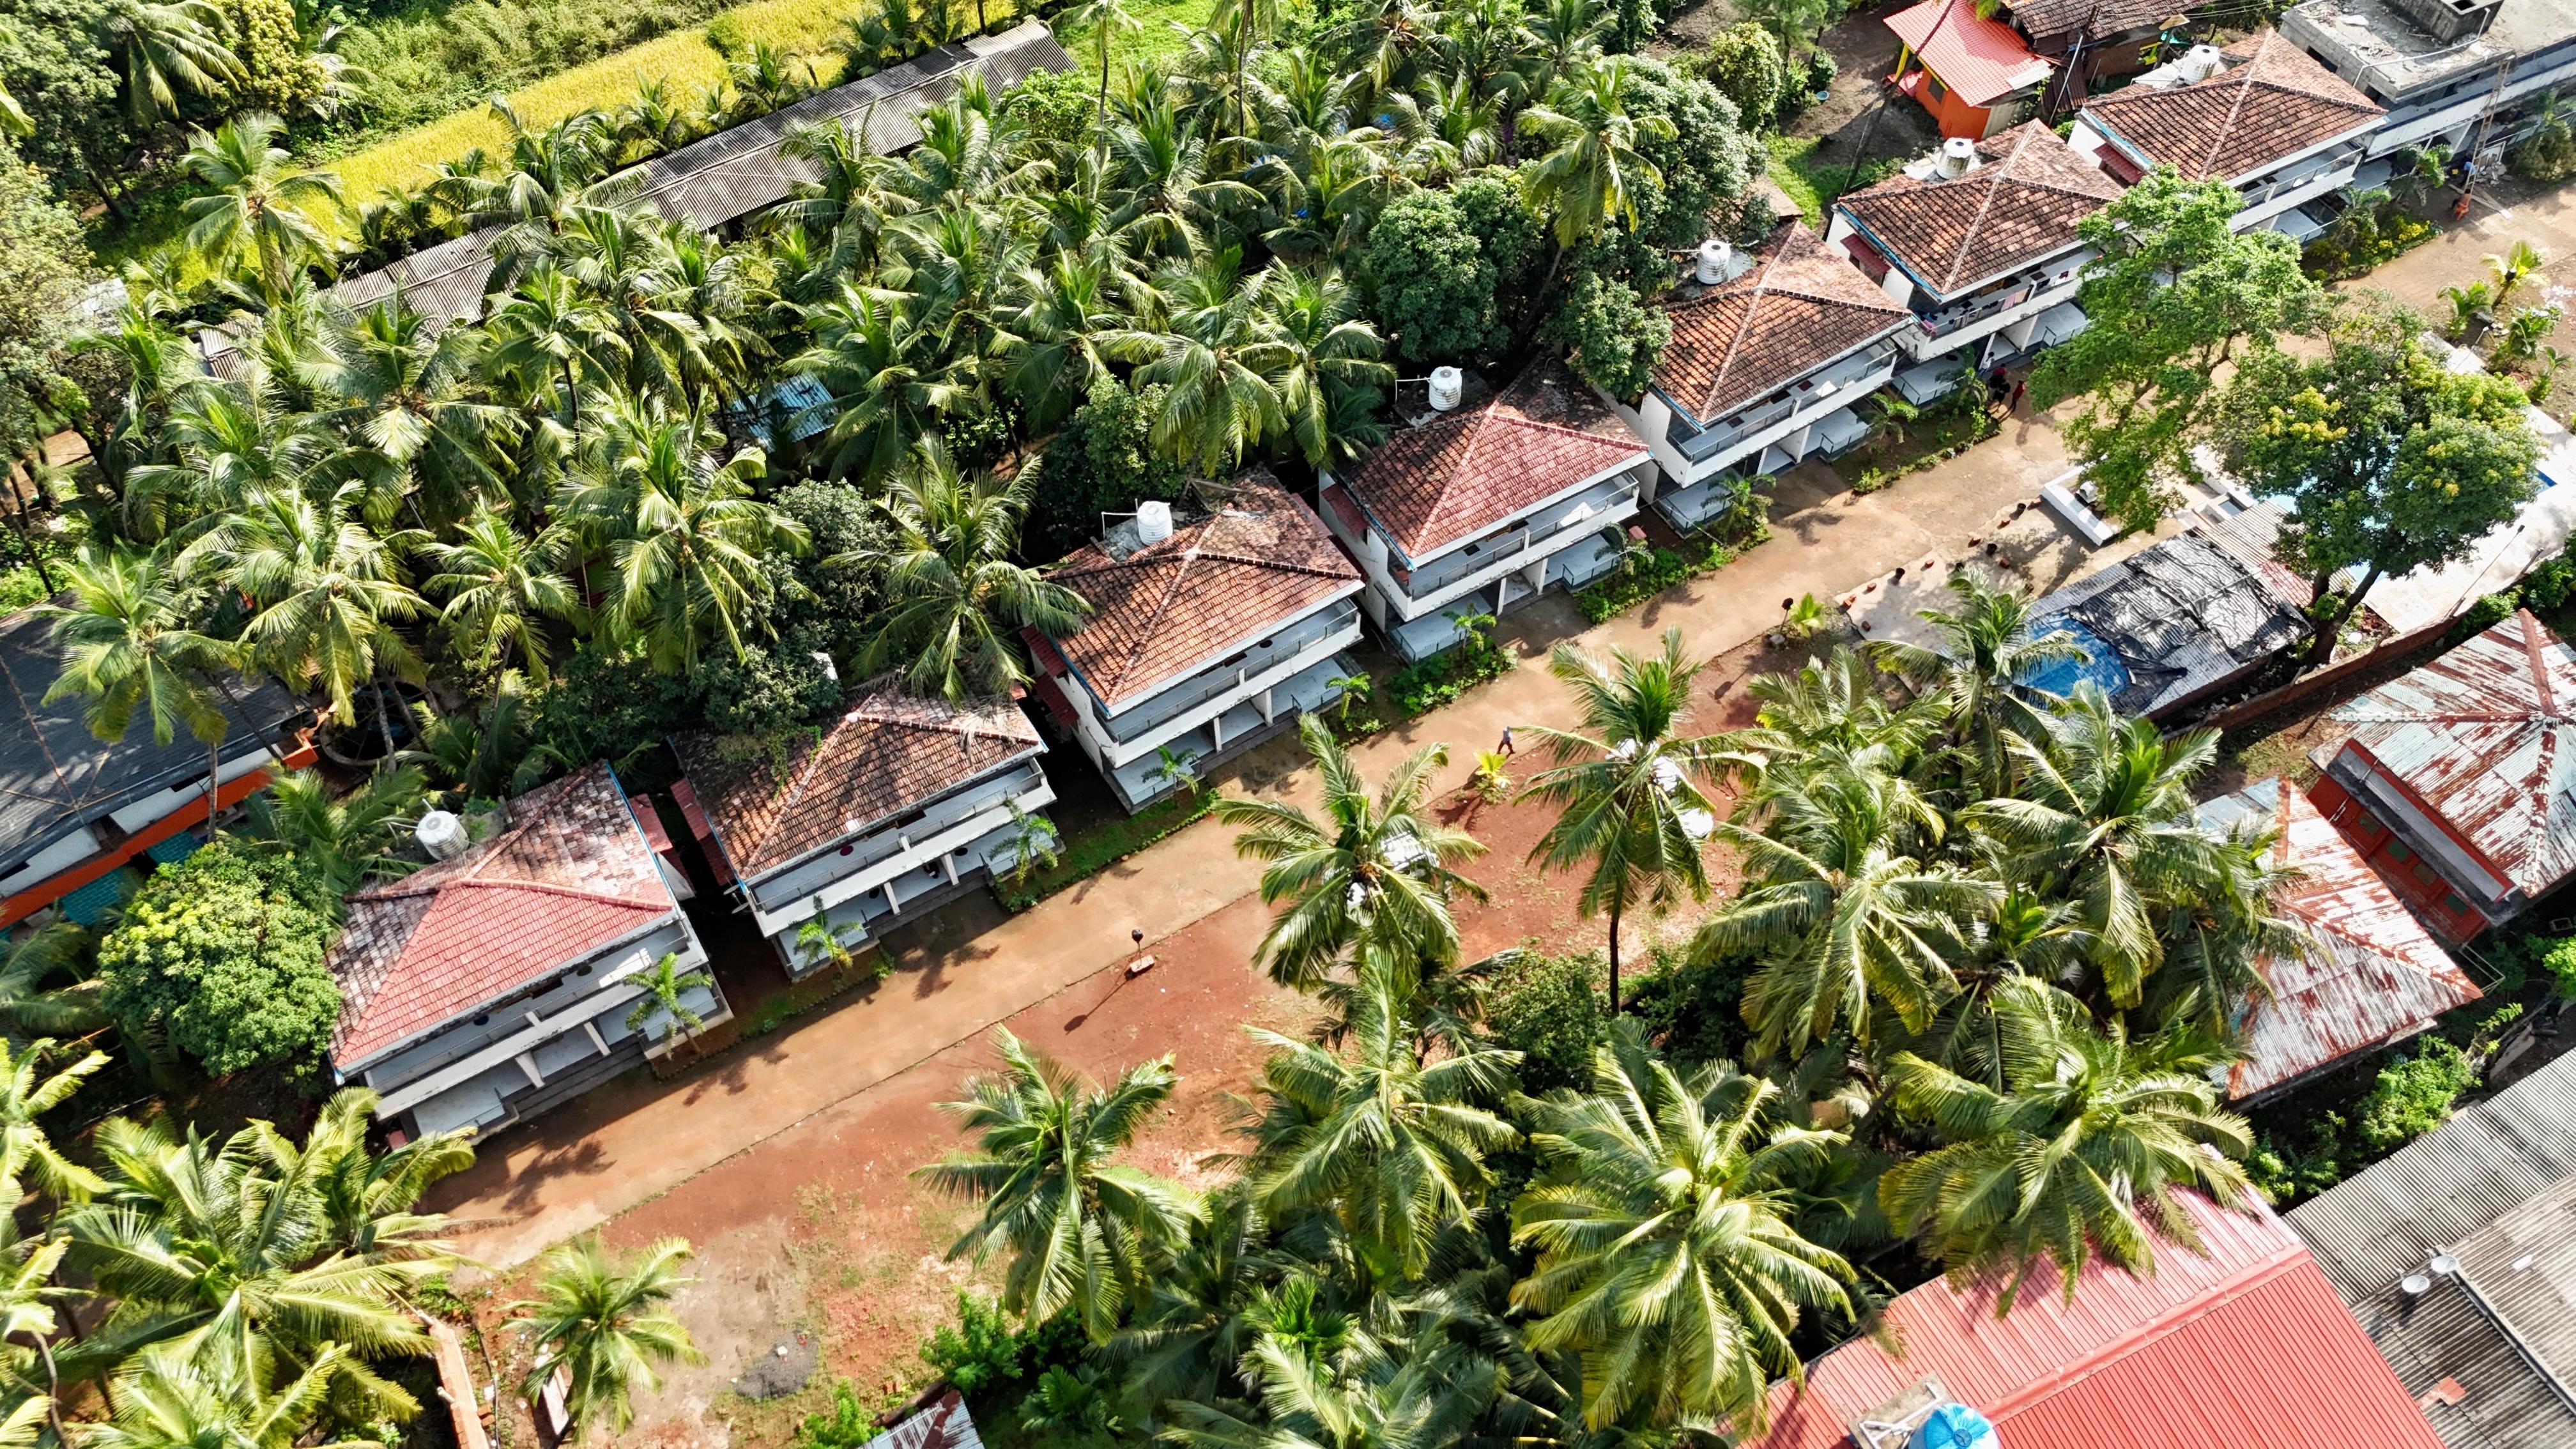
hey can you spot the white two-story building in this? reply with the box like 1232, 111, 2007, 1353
1316, 360, 1649, 660
2282, 0, 2576, 164
1600, 222, 1915, 532
672, 687, 1053, 972
1827, 121, 2124, 404
1028, 475, 1364, 811
327, 762, 724, 1143
2071, 32, 2386, 242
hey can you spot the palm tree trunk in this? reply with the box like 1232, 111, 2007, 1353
204, 670, 292, 766
374, 675, 402, 766
1606, 898, 1622, 1015
206, 735, 223, 834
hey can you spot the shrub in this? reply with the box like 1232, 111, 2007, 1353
2248, 1113, 2347, 1206
2513, 103, 2576, 182
1623, 942, 1755, 1068
1486, 952, 1607, 1094
1383, 632, 1512, 716
96, 838, 343, 1080
2352, 1036, 2480, 1155
1021, 375, 1190, 563
921, 1291, 1023, 1394
799, 1382, 880, 1448
1545, 267, 1668, 400
2545, 935, 2576, 997
526, 642, 706, 788
2448, 590, 2521, 646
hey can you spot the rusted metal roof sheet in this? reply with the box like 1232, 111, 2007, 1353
1743, 1193, 2444, 1449
2197, 777, 2481, 1101
201, 23, 1068, 362
2326, 611, 2576, 901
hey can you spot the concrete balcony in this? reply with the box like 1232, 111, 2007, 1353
1661, 344, 1899, 482
783, 804, 1060, 972
2235, 150, 2365, 231
744, 758, 1055, 946
387, 964, 730, 1138
1103, 651, 1358, 810
1901, 269, 2083, 362
1089, 600, 1363, 762
1375, 472, 1642, 621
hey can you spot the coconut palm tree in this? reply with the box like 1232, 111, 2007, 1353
37, 546, 233, 761
1101, 1186, 1269, 1413
624, 952, 718, 1048
1160, 1330, 1498, 1449
856, 440, 1087, 700
912, 1029, 1199, 1340
1970, 687, 2230, 1010
102, 0, 243, 125
792, 286, 976, 483
1243, 951, 1520, 1279
1057, 0, 1145, 138
0, 926, 111, 1043
509, 1236, 704, 1443
1259, 266, 1393, 468
484, 267, 631, 427
1114, 248, 1294, 472
1869, 570, 2087, 796
1701, 748, 1997, 1057
795, 905, 865, 976
1146, 746, 1202, 802
179, 114, 347, 298
242, 767, 424, 896
291, 1089, 477, 1260
1518, 629, 1723, 1013
185, 484, 429, 730
0, 1041, 111, 1205
1878, 976, 2255, 1314
1518, 57, 1669, 250
423, 507, 583, 682
302, 301, 514, 528
1511, 1020, 1855, 1432
2488, 238, 2549, 308
83, 1340, 367, 1449
1215, 716, 1488, 992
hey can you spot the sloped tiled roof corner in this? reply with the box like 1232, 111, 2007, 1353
673, 687, 1041, 881
1652, 222, 1912, 425
1338, 360, 1645, 559
2007, 0, 2174, 43
2084, 29, 2382, 182
328, 762, 675, 1068
1837, 121, 2123, 297
1048, 477, 1361, 709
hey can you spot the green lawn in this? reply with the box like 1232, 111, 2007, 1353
1052, 0, 1216, 77
1764, 132, 1907, 226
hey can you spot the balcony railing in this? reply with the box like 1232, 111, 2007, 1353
1097, 599, 1361, 744
1668, 344, 1897, 463
746, 758, 1047, 910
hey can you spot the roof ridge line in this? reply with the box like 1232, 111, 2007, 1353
1942, 133, 2032, 290
2200, 57, 2263, 180
1979, 1238, 2310, 1422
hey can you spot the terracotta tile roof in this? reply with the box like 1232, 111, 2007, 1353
1652, 223, 1913, 425
1744, 1193, 2444, 1449
2006, 0, 2174, 45
1047, 476, 1361, 710
1837, 121, 2123, 298
2326, 611, 2576, 901
1886, 0, 2054, 105
328, 763, 677, 1068
672, 686, 1041, 881
2198, 778, 2480, 1101
1337, 360, 1645, 560
2083, 30, 2382, 182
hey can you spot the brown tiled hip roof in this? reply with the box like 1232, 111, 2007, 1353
1836, 121, 2123, 299
1652, 222, 1913, 425
2081, 29, 2383, 182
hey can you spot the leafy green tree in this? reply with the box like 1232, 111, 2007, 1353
1878, 977, 2255, 1314
1020, 376, 1189, 563
1362, 187, 1509, 366
1519, 630, 1722, 1013
2028, 168, 2330, 530
2215, 304, 2539, 661
857, 438, 1087, 700
0, 140, 89, 468
913, 1029, 1197, 1340
509, 1236, 704, 1443
1215, 716, 1487, 992
93, 837, 342, 1078
1701, 21, 1785, 128
1542, 264, 1667, 398
1512, 1020, 1853, 1431
0, 1, 128, 215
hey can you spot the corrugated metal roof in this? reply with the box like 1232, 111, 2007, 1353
1744, 1193, 2443, 1449
1885, 0, 2054, 105
2197, 778, 2481, 1101
204, 22, 1070, 358
2289, 1045, 2576, 1301
2323, 613, 2576, 904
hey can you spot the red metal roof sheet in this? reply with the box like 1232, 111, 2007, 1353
2199, 778, 2481, 1100
1887, 0, 2054, 106
328, 763, 677, 1068
2327, 611, 2576, 901
1743, 1195, 2442, 1449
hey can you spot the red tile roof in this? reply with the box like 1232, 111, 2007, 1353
1839, 121, 2124, 298
1744, 1194, 2444, 1449
2007, 0, 2175, 45
1048, 475, 1361, 709
673, 686, 1041, 880
328, 763, 677, 1068
1653, 223, 1913, 425
1887, 0, 2053, 106
2326, 611, 2576, 901
2200, 778, 2480, 1100
1337, 360, 1645, 560
2083, 30, 2382, 183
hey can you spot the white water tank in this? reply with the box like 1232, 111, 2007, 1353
1696, 239, 1735, 285
1427, 366, 1464, 411
1936, 137, 1978, 179
2178, 43, 2225, 82
416, 809, 470, 861
1137, 500, 1174, 544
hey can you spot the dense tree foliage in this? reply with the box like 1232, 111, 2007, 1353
93, 836, 342, 1077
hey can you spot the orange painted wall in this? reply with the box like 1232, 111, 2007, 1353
0, 740, 319, 929
1894, 62, 1993, 140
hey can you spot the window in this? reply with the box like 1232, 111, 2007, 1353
2388, 840, 2415, 864
2444, 893, 2470, 914
1926, 73, 1947, 102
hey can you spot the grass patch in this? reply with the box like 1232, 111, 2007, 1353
1829, 398, 1997, 493
1384, 633, 1512, 714
1763, 134, 1903, 226
1054, 0, 1215, 76
995, 787, 1216, 912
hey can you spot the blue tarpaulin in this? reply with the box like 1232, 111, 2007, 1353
1917, 1402, 1999, 1449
